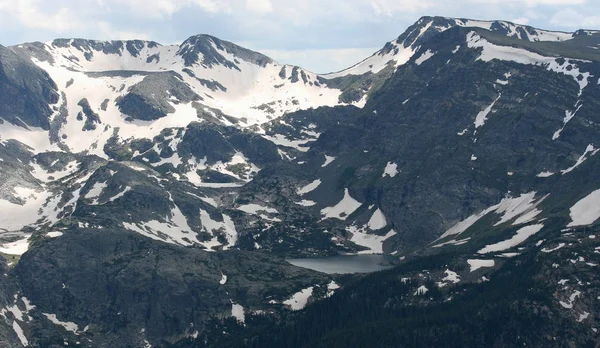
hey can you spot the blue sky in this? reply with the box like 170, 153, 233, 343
0, 0, 599, 73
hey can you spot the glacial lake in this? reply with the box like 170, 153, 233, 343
287, 254, 396, 274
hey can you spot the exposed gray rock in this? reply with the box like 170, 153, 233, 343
77, 98, 101, 131
15, 228, 328, 347
0, 45, 58, 129
116, 72, 201, 121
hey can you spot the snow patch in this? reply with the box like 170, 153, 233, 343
438, 269, 461, 287
85, 182, 108, 204
297, 179, 321, 195
108, 186, 131, 202
467, 259, 495, 272
367, 209, 387, 230
415, 49, 435, 65
559, 290, 581, 309
478, 224, 544, 254
0, 187, 56, 232
567, 189, 600, 227
474, 94, 501, 128
122, 195, 202, 247
578, 311, 590, 322
414, 285, 429, 296
347, 227, 396, 254
537, 171, 554, 178
553, 103, 583, 140
262, 134, 311, 152
438, 192, 550, 240
382, 162, 398, 178
231, 303, 245, 324
238, 203, 278, 215
321, 155, 335, 167
542, 243, 566, 253
326, 281, 340, 297
46, 231, 63, 238
494, 192, 546, 226
295, 200, 317, 207
12, 321, 28, 346
43, 313, 79, 334
283, 287, 313, 311
431, 237, 471, 248
0, 237, 30, 256
466, 32, 591, 96
320, 188, 362, 220
199, 210, 238, 249
561, 144, 598, 175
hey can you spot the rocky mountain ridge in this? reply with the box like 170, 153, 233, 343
0, 16, 599, 347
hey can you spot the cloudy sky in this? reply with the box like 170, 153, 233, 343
0, 0, 599, 73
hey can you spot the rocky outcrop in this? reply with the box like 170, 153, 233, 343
0, 45, 58, 129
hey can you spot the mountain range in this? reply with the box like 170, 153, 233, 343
0, 15, 599, 347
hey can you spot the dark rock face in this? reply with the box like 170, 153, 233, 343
50, 39, 161, 60
15, 229, 327, 347
9, 41, 55, 64
178, 122, 280, 167
116, 72, 201, 121
0, 45, 58, 129
212, 225, 600, 348
350, 28, 600, 249
241, 26, 600, 253
0, 258, 21, 348
395, 16, 458, 49
182, 68, 227, 92
77, 98, 101, 131
180, 124, 238, 163
125, 40, 147, 57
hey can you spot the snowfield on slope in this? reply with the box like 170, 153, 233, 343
321, 17, 576, 79
283, 287, 313, 311
438, 192, 546, 241
567, 189, 600, 227
467, 259, 495, 272
466, 32, 592, 96
478, 224, 544, 254
321, 188, 362, 220
32, 39, 345, 129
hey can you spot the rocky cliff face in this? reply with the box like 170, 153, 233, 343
0, 45, 58, 129
14, 229, 329, 347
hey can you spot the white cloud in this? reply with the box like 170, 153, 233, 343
467, 0, 585, 5
369, 0, 434, 16
245, 0, 273, 14
523, 10, 544, 20
511, 17, 530, 25
113, 0, 230, 19
0, 0, 78, 32
97, 21, 151, 40
550, 8, 600, 28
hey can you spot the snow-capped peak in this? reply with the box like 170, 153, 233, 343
320, 16, 586, 79
177, 34, 273, 68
